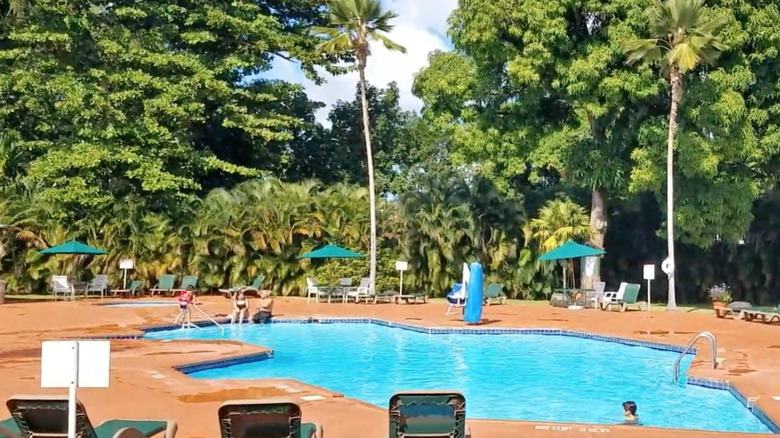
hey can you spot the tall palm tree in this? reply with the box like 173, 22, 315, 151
624, 0, 727, 310
314, 0, 406, 293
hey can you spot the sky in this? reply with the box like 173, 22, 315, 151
267, 0, 458, 124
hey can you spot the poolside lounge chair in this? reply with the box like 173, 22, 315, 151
114, 280, 143, 298
389, 391, 471, 438
347, 278, 373, 303
585, 281, 606, 309
87, 274, 110, 298
5, 395, 177, 438
150, 274, 176, 296
483, 283, 506, 305
599, 282, 627, 310
172, 275, 198, 294
742, 303, 780, 323
446, 284, 467, 315
217, 399, 322, 438
715, 301, 752, 319
306, 278, 328, 303
219, 274, 266, 298
51, 275, 76, 301
395, 291, 428, 304
602, 283, 641, 312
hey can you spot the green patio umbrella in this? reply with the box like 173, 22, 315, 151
538, 240, 605, 261
297, 244, 364, 259
38, 240, 108, 255
539, 240, 605, 289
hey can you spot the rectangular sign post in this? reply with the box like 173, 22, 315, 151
643, 264, 656, 311
395, 261, 408, 295
41, 340, 111, 438
119, 259, 134, 289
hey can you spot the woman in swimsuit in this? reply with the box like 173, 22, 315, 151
230, 290, 250, 324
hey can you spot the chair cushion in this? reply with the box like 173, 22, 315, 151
96, 420, 167, 438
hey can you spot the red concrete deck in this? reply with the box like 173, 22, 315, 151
0, 296, 778, 438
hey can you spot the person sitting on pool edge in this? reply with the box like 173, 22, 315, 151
230, 290, 250, 324
252, 290, 273, 324
622, 401, 639, 425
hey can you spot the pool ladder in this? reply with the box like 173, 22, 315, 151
672, 331, 717, 384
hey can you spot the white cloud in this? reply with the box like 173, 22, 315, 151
268, 0, 457, 124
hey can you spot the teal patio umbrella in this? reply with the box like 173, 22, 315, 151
298, 244, 364, 259
539, 240, 605, 288
39, 240, 107, 255
39, 240, 107, 278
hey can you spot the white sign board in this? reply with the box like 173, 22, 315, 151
41, 341, 111, 388
643, 264, 656, 281
395, 261, 408, 271
119, 259, 134, 270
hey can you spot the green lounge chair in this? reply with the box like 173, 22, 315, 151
5, 395, 177, 438
389, 391, 471, 438
218, 399, 322, 438
602, 283, 641, 312
114, 280, 143, 298
220, 274, 266, 298
149, 274, 176, 296
482, 283, 506, 306
172, 275, 198, 294
374, 290, 397, 304
742, 304, 780, 323
395, 291, 428, 304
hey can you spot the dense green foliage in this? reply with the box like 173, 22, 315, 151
3, 0, 780, 305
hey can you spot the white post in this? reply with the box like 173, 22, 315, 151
68, 341, 79, 438
399, 270, 403, 295
647, 279, 651, 311
122, 269, 128, 290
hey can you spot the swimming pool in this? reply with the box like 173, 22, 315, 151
145, 322, 773, 433
100, 301, 177, 307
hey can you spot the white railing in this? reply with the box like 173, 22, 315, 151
188, 303, 225, 333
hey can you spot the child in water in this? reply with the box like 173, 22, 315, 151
622, 401, 640, 425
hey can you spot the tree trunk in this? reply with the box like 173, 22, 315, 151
666, 65, 683, 311
358, 64, 378, 294
583, 188, 606, 289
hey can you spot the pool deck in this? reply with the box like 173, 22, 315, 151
0, 296, 779, 437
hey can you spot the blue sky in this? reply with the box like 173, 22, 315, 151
266, 0, 458, 124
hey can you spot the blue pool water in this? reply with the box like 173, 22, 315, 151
101, 301, 177, 307
145, 323, 772, 433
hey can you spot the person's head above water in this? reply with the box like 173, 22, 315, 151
623, 401, 637, 418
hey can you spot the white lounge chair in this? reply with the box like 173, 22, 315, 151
600, 282, 627, 310
347, 277, 372, 303
446, 285, 467, 315
306, 278, 327, 303
586, 281, 606, 309
51, 275, 75, 301
87, 274, 109, 298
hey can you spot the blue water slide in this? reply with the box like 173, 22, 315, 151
463, 262, 483, 324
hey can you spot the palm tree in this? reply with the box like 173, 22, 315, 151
624, 0, 727, 310
525, 197, 592, 287
314, 0, 407, 294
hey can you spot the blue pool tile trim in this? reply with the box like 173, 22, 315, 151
175, 351, 274, 374
110, 316, 778, 433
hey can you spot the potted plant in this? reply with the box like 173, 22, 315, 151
708, 283, 732, 309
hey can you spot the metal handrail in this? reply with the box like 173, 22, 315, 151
672, 331, 717, 383
190, 303, 225, 333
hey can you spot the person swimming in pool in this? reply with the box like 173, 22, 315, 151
622, 401, 640, 425
230, 290, 250, 324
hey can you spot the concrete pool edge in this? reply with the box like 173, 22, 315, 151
134, 317, 780, 434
